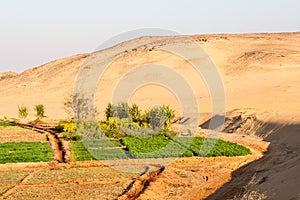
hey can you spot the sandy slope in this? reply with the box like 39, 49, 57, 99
0, 32, 300, 199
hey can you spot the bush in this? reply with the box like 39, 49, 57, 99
77, 121, 105, 139
149, 106, 167, 130
112, 102, 130, 119
56, 120, 79, 141
100, 118, 125, 138
35, 104, 45, 119
148, 105, 174, 130
56, 120, 76, 133
101, 103, 176, 138
18, 105, 29, 119
105, 103, 113, 120
63, 131, 80, 141
129, 104, 141, 122
162, 105, 175, 128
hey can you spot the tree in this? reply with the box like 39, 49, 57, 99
149, 105, 175, 130
105, 103, 113, 120
129, 103, 141, 122
162, 105, 175, 128
112, 102, 130, 119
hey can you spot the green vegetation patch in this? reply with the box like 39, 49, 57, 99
122, 136, 194, 158
70, 136, 251, 161
122, 136, 251, 158
70, 140, 128, 161
0, 122, 15, 127
0, 142, 53, 164
175, 137, 252, 157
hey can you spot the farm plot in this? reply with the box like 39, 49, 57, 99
0, 142, 53, 164
70, 140, 129, 161
70, 136, 252, 161
0, 125, 53, 164
0, 126, 47, 143
0, 166, 139, 200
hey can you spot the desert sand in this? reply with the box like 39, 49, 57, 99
0, 32, 299, 199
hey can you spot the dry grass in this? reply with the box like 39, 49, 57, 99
231, 191, 267, 200
0, 126, 47, 143
0, 165, 139, 200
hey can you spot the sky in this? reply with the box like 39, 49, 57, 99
0, 0, 299, 73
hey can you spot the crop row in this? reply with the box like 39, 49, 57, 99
0, 142, 53, 164
70, 136, 251, 161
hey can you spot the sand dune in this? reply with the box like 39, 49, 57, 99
0, 32, 300, 199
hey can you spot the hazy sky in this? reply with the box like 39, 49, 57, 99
0, 0, 299, 72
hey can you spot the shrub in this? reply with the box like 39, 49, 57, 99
35, 104, 45, 119
77, 121, 105, 139
129, 104, 141, 122
162, 105, 175, 128
140, 109, 150, 126
56, 120, 79, 141
56, 120, 76, 133
112, 102, 130, 119
149, 107, 166, 130
147, 105, 175, 130
100, 117, 125, 138
63, 131, 80, 141
105, 103, 113, 120
18, 105, 29, 119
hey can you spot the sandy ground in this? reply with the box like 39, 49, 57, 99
0, 32, 299, 199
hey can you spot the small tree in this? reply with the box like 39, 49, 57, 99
149, 105, 175, 130
149, 106, 167, 130
112, 102, 130, 119
105, 103, 113, 120
35, 104, 45, 119
18, 105, 28, 119
129, 103, 141, 122
162, 105, 175, 128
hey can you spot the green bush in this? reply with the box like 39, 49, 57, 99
56, 120, 79, 141
148, 105, 174, 130
112, 102, 130, 119
162, 105, 175, 128
129, 104, 141, 122
18, 105, 28, 119
77, 121, 105, 139
100, 117, 125, 138
35, 104, 45, 119
105, 103, 113, 120
56, 120, 76, 133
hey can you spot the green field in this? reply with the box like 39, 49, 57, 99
70, 140, 128, 161
0, 142, 53, 164
70, 136, 251, 161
